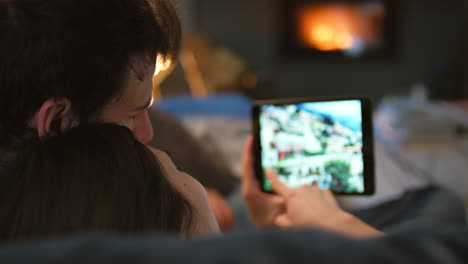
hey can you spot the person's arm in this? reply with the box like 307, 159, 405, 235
266, 169, 384, 239
241, 136, 383, 238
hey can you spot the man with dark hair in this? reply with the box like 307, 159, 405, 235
0, 0, 180, 170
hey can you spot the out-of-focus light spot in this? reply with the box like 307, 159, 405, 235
334, 32, 354, 49
154, 56, 172, 76
298, 5, 361, 52
311, 24, 334, 43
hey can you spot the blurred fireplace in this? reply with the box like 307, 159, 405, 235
280, 0, 397, 59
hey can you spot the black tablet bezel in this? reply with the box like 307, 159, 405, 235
252, 97, 375, 195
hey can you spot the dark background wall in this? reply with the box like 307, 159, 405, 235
185, 0, 465, 102
464, 0, 468, 97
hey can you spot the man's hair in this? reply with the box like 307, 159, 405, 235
0, 123, 193, 240
0, 0, 181, 170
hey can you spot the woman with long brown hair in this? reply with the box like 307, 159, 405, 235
0, 123, 219, 241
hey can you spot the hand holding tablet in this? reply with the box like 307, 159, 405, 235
252, 97, 375, 195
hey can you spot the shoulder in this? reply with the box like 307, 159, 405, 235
148, 146, 220, 236
175, 172, 221, 236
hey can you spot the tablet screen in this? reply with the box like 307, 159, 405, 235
258, 99, 367, 194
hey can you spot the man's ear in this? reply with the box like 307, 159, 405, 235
31, 98, 76, 139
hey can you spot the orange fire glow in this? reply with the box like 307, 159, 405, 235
297, 4, 377, 52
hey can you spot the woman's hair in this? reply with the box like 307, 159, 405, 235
0, 123, 193, 241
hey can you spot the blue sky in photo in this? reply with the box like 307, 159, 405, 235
299, 100, 362, 131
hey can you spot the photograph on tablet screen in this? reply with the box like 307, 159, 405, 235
259, 100, 364, 193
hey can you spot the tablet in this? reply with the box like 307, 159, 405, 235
252, 97, 375, 195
